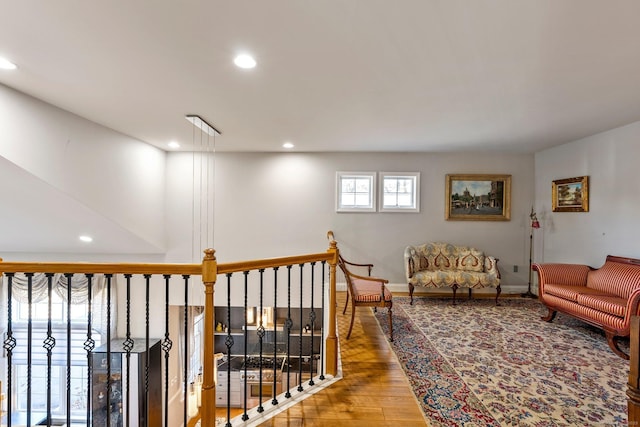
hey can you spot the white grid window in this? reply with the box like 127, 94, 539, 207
380, 172, 420, 212
11, 293, 101, 420
336, 172, 376, 212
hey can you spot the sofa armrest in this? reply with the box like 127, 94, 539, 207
484, 256, 500, 278
532, 263, 591, 295
404, 246, 419, 281
627, 289, 640, 320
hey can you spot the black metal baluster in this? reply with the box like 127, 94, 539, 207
65, 273, 73, 427
182, 275, 190, 427
105, 273, 113, 427
144, 274, 151, 425
4, 273, 16, 427
309, 262, 316, 386
257, 268, 265, 413
84, 274, 95, 427
271, 267, 279, 406
241, 270, 249, 421
44, 273, 56, 427
161, 275, 173, 427
319, 261, 326, 380
297, 264, 304, 392
224, 273, 233, 427
26, 273, 33, 427
123, 274, 135, 427
284, 265, 292, 399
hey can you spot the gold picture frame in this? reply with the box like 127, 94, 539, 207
552, 176, 589, 212
445, 174, 511, 221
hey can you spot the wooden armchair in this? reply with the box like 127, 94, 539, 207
329, 231, 393, 341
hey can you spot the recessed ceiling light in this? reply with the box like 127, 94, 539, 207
234, 54, 256, 69
168, 141, 180, 149
0, 57, 17, 70
79, 235, 93, 243
283, 142, 295, 149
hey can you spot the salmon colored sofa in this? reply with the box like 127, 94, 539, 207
533, 255, 640, 360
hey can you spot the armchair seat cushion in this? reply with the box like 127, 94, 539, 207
351, 278, 393, 303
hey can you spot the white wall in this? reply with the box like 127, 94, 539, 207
165, 151, 535, 294
0, 83, 166, 253
534, 121, 640, 267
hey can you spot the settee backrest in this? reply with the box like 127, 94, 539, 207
586, 259, 640, 299
413, 242, 485, 272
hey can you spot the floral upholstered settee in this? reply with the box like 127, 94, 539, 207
533, 255, 640, 360
404, 242, 501, 305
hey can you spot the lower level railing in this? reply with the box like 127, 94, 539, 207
0, 240, 339, 427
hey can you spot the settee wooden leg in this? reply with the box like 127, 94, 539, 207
495, 285, 501, 306
605, 331, 630, 360
452, 285, 458, 306
409, 283, 414, 305
541, 307, 557, 322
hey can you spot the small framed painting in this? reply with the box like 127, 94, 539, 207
445, 174, 511, 221
552, 176, 589, 212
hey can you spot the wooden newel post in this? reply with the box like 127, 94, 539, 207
628, 316, 640, 426
201, 249, 217, 427
325, 239, 339, 376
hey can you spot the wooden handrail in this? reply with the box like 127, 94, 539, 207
0, 261, 201, 275
0, 253, 334, 276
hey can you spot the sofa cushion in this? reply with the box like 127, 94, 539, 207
454, 270, 499, 288
575, 293, 626, 318
419, 242, 458, 271
410, 270, 457, 287
457, 247, 485, 272
586, 261, 640, 299
543, 284, 610, 302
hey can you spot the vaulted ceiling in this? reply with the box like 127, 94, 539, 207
2, 1, 640, 153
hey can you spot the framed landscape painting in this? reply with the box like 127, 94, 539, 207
552, 176, 589, 212
445, 174, 511, 221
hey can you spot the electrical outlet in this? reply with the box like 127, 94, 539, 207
513, 265, 518, 273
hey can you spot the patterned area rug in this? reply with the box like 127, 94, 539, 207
373, 297, 628, 427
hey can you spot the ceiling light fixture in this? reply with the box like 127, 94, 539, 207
186, 115, 221, 136
234, 54, 256, 69
168, 141, 180, 149
0, 57, 17, 70
283, 142, 294, 149
79, 235, 93, 243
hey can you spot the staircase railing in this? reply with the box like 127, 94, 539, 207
0, 239, 339, 427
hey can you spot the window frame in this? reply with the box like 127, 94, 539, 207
335, 171, 377, 213
379, 172, 420, 213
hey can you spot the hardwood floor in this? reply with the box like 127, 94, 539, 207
259, 291, 427, 426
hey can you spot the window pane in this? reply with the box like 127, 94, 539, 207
16, 365, 62, 412
341, 193, 356, 206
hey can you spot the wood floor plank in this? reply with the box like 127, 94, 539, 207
259, 291, 427, 426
